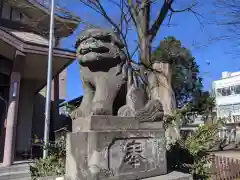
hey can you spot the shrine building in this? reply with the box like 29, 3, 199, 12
0, 0, 78, 166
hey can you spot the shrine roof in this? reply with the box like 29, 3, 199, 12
2, 27, 49, 46
7, 0, 80, 38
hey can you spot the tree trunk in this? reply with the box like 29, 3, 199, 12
139, 37, 151, 78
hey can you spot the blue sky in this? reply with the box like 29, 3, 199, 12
59, 0, 240, 101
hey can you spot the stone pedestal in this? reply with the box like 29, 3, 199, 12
65, 116, 167, 180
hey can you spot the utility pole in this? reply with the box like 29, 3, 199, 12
43, 0, 55, 159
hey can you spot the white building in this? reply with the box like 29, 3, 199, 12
212, 71, 240, 123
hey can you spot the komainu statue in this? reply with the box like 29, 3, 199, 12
71, 28, 127, 119
71, 27, 164, 122
117, 74, 164, 122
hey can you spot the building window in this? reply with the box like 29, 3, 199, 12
217, 88, 222, 97
11, 8, 21, 21
216, 85, 240, 97
233, 104, 240, 113
236, 85, 240, 94
2, 2, 10, 19
230, 86, 236, 95
222, 87, 231, 96
1, 2, 25, 23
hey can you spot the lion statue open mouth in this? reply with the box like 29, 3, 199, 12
75, 28, 126, 66
71, 28, 127, 118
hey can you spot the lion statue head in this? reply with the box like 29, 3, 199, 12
75, 28, 127, 67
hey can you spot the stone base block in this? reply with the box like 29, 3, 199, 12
143, 171, 193, 180
72, 115, 164, 132
65, 116, 166, 180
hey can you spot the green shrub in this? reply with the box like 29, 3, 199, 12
30, 137, 66, 179
167, 123, 220, 179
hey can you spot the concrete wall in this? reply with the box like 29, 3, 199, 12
32, 94, 69, 141
216, 95, 240, 107
32, 73, 68, 140
58, 69, 67, 101
37, 84, 62, 135
16, 79, 35, 153
41, 68, 67, 102
14, 69, 68, 156
32, 93, 45, 143
213, 74, 240, 89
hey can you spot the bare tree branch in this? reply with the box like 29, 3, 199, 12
109, 0, 132, 37
123, 14, 132, 39
74, 0, 202, 83
169, 2, 197, 13
149, 1, 198, 42
120, 0, 124, 31
125, 0, 143, 38
109, 0, 125, 30
210, 0, 240, 46
131, 43, 139, 58
78, 0, 103, 14
149, 0, 173, 42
